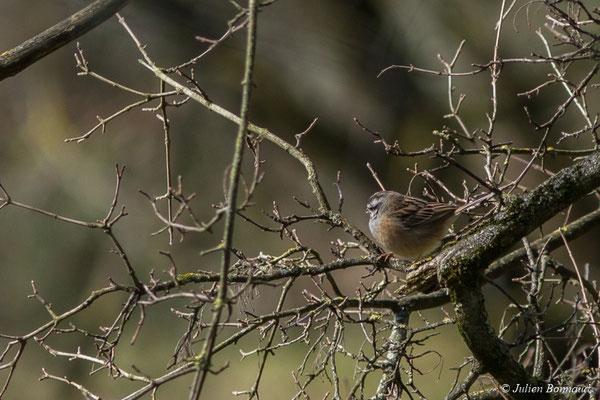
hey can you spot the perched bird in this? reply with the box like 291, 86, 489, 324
366, 190, 461, 260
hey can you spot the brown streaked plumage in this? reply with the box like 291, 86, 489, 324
366, 191, 458, 260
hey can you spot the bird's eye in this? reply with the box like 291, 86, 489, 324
366, 201, 379, 213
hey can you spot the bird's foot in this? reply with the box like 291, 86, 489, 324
377, 252, 394, 263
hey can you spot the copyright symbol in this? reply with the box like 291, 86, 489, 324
501, 384, 510, 393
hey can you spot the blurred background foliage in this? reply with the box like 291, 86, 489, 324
1, 0, 598, 398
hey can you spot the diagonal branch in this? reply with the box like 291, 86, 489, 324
427, 151, 599, 399
0, 0, 133, 81
401, 151, 600, 294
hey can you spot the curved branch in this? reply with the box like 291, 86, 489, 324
136, 49, 378, 252
0, 0, 133, 81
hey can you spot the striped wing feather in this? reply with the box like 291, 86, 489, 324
389, 196, 456, 228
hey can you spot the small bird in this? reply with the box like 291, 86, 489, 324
366, 190, 460, 261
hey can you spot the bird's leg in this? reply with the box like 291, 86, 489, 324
377, 252, 395, 263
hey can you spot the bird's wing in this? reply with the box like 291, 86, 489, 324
390, 197, 457, 228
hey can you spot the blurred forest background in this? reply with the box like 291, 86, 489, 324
1, 0, 599, 399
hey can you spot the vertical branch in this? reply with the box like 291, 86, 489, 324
559, 230, 600, 370
523, 239, 547, 378
248, 278, 295, 399
188, 0, 258, 398
483, 0, 508, 183
373, 308, 409, 399
158, 79, 175, 244
330, 319, 343, 400
487, 0, 506, 136
440, 40, 471, 138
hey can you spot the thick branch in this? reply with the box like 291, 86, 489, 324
0, 0, 133, 81
438, 152, 600, 399
441, 151, 600, 285
452, 286, 549, 399
373, 308, 410, 399
400, 151, 600, 294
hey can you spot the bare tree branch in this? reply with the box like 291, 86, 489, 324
0, 0, 133, 81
